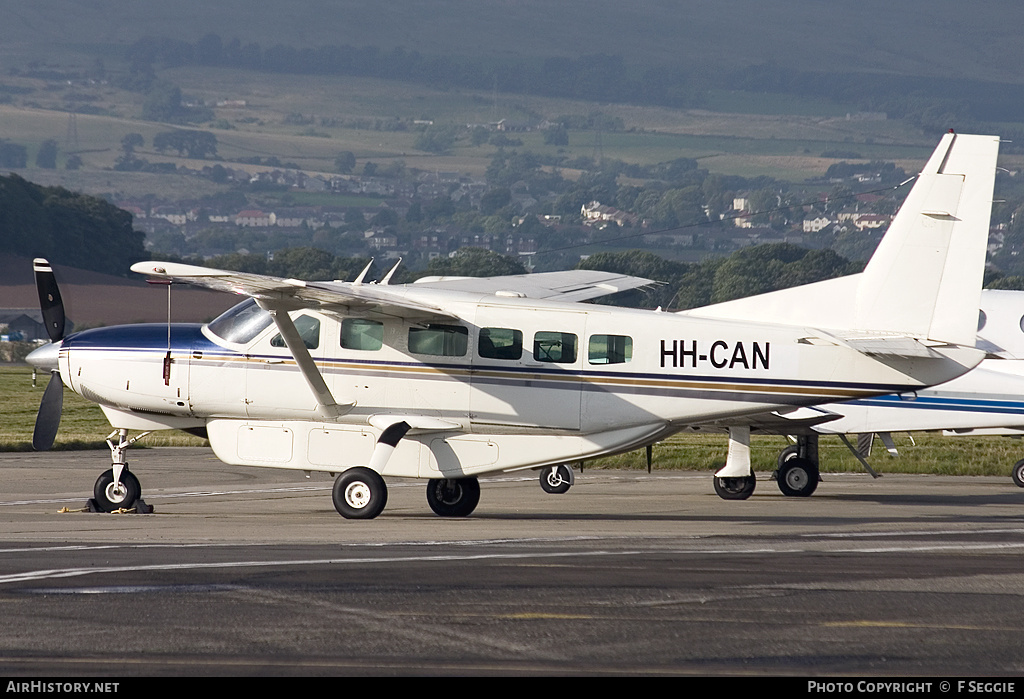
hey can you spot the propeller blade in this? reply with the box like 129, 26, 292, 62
34, 258, 65, 343
32, 371, 64, 451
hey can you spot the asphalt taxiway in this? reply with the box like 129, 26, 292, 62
1, 447, 1023, 676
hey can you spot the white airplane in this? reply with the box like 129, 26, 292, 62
26, 132, 999, 518
727, 287, 1024, 497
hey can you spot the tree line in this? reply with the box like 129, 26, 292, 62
192, 243, 863, 311
118, 33, 1024, 151
125, 34, 707, 110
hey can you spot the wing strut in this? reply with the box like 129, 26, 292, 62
258, 300, 354, 420
837, 434, 882, 478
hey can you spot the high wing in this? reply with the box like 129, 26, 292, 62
131, 261, 453, 320
410, 269, 657, 302
130, 263, 656, 318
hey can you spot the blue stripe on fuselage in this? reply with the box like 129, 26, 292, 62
62, 323, 220, 353
845, 394, 1024, 415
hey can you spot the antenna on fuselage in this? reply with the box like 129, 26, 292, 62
380, 258, 402, 285
352, 258, 374, 286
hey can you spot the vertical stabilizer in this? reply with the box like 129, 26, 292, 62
854, 132, 998, 345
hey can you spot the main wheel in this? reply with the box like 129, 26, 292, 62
333, 467, 388, 519
713, 474, 756, 500
540, 464, 572, 494
776, 457, 819, 497
777, 444, 799, 468
426, 477, 481, 517
1012, 459, 1024, 488
94, 469, 141, 512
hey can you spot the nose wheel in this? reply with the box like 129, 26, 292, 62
93, 468, 142, 512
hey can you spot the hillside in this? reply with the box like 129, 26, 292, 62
4, 1, 1023, 85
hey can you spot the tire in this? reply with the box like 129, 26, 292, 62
713, 474, 756, 500
540, 465, 572, 494
94, 469, 141, 512
1012, 459, 1024, 488
776, 457, 819, 497
426, 477, 481, 517
333, 467, 388, 519
777, 444, 799, 469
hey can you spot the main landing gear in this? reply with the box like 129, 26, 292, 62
713, 474, 756, 500
330, 467, 482, 519
1012, 459, 1024, 488
774, 436, 820, 497
332, 467, 388, 519
426, 477, 481, 517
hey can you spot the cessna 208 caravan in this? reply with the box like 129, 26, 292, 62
27, 132, 999, 518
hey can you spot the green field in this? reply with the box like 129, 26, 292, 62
2, 365, 1020, 477
1, 365, 206, 450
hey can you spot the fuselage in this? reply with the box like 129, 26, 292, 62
52, 290, 982, 478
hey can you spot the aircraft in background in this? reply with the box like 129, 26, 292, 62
26, 132, 999, 518
732, 288, 1024, 496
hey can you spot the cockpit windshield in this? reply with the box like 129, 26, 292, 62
206, 298, 273, 344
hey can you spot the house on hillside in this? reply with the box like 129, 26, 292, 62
235, 210, 276, 227
581, 201, 639, 228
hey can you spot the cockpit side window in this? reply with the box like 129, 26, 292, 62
207, 298, 273, 344
271, 315, 320, 350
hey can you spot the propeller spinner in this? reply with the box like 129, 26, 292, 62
28, 258, 66, 451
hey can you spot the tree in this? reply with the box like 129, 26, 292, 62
121, 133, 144, 156
426, 248, 527, 277
334, 151, 356, 174
479, 187, 512, 215
142, 81, 183, 121
35, 140, 57, 169
370, 207, 399, 227
544, 126, 569, 146
152, 130, 218, 159
0, 141, 28, 168
415, 125, 458, 154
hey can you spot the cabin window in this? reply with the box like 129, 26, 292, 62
270, 315, 320, 350
978, 310, 987, 332
589, 334, 633, 364
478, 327, 523, 360
409, 324, 468, 356
341, 318, 384, 351
207, 298, 273, 345
534, 331, 577, 363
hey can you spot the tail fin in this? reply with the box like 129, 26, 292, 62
683, 132, 1000, 346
